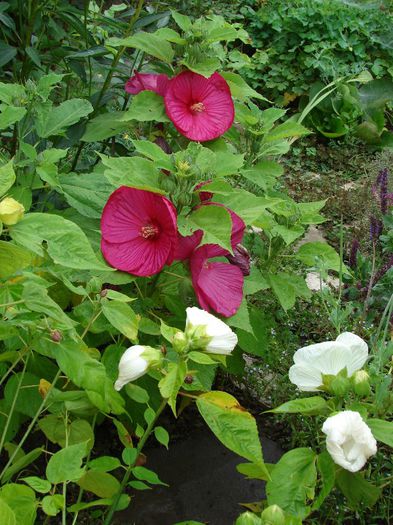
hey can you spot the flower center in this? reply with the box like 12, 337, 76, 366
190, 102, 205, 113
140, 224, 159, 239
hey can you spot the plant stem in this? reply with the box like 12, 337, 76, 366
103, 398, 167, 525
70, 0, 145, 171
62, 411, 69, 525
0, 369, 61, 482
0, 354, 29, 456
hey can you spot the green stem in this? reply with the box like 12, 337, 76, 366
62, 411, 69, 525
103, 399, 167, 525
70, 0, 145, 171
0, 354, 29, 456
0, 369, 61, 482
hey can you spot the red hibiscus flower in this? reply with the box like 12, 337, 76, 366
125, 72, 169, 97
101, 187, 177, 277
164, 71, 234, 142
190, 244, 244, 317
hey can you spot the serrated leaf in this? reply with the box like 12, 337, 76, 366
36, 98, 93, 138
107, 32, 174, 63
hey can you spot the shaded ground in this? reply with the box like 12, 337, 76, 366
114, 425, 281, 525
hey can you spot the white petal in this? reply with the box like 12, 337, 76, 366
115, 345, 149, 391
335, 332, 368, 375
288, 363, 323, 391
293, 341, 353, 376
186, 306, 237, 355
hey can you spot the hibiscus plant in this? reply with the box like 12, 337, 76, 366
0, 3, 392, 525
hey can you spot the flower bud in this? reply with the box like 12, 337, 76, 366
329, 374, 350, 397
172, 331, 188, 353
352, 370, 371, 397
38, 379, 52, 399
261, 505, 285, 525
0, 197, 25, 225
115, 345, 162, 391
50, 329, 62, 342
185, 306, 237, 355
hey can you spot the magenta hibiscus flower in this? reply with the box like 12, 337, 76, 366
125, 72, 169, 97
101, 187, 177, 277
164, 71, 234, 142
190, 244, 244, 317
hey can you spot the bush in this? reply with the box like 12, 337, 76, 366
241, 0, 393, 103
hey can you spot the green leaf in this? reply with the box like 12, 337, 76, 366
243, 267, 270, 296
222, 72, 268, 101
132, 140, 173, 171
82, 111, 130, 141
0, 83, 25, 105
131, 466, 168, 486
265, 121, 310, 141
36, 98, 93, 138
266, 448, 317, 519
101, 154, 160, 191
54, 339, 125, 414
170, 10, 192, 32
59, 172, 115, 219
4, 371, 41, 418
196, 391, 268, 475
21, 476, 51, 494
125, 383, 150, 404
0, 42, 16, 68
188, 351, 216, 365
102, 300, 139, 342
37, 73, 64, 101
367, 418, 393, 447
41, 494, 64, 516
0, 160, 16, 197
88, 456, 121, 473
68, 494, 130, 512
154, 426, 169, 449
336, 469, 381, 509
9, 213, 110, 271
46, 442, 87, 484
123, 91, 169, 123
0, 498, 16, 525
2, 448, 44, 483
268, 273, 311, 311
0, 106, 27, 130
77, 470, 120, 498
158, 361, 186, 415
269, 397, 329, 416
0, 241, 33, 279
188, 204, 232, 253
128, 480, 151, 490
312, 452, 335, 511
0, 484, 36, 525
236, 462, 271, 481
107, 32, 174, 63
296, 241, 347, 273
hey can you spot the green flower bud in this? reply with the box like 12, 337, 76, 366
352, 370, 371, 397
261, 504, 285, 525
172, 331, 188, 353
0, 197, 25, 225
329, 374, 350, 397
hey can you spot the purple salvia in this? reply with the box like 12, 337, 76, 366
349, 239, 360, 269
373, 255, 393, 285
380, 168, 389, 215
369, 216, 381, 242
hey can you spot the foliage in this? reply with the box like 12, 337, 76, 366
240, 0, 393, 103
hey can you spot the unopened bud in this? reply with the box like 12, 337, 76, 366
184, 375, 194, 384
352, 370, 371, 397
50, 329, 62, 342
38, 379, 51, 399
261, 504, 285, 525
100, 288, 108, 298
329, 375, 350, 397
172, 331, 188, 353
0, 197, 25, 225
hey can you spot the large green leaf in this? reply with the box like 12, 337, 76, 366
82, 111, 130, 141
269, 397, 329, 416
36, 99, 93, 138
266, 448, 317, 519
107, 32, 174, 63
59, 172, 115, 219
336, 469, 381, 509
222, 72, 268, 101
268, 273, 311, 311
9, 213, 110, 271
196, 391, 269, 478
367, 418, 393, 448
102, 300, 139, 342
158, 361, 186, 415
0, 241, 33, 278
0, 160, 15, 197
132, 140, 173, 171
187, 204, 232, 252
77, 470, 120, 498
123, 91, 169, 123
0, 106, 26, 130
101, 154, 161, 191
46, 442, 87, 484
0, 498, 16, 525
0, 484, 36, 525
296, 242, 347, 273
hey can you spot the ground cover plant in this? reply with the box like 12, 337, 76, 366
0, 1, 392, 524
